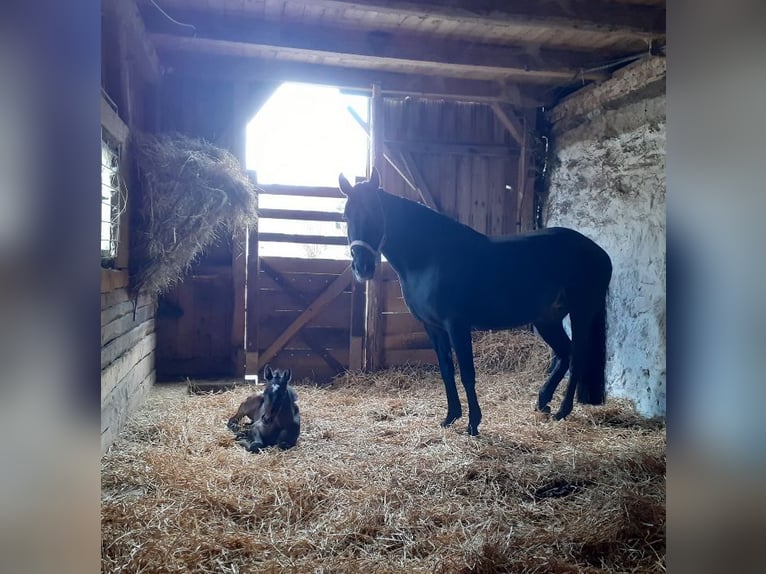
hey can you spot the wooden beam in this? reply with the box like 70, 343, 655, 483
257, 184, 345, 198
383, 150, 425, 204
259, 209, 345, 222
145, 0, 664, 41
231, 228, 247, 378
516, 115, 528, 233
490, 102, 524, 147
387, 139, 516, 157
258, 266, 353, 369
398, 151, 441, 212
279, 0, 665, 38
100, 94, 129, 144
156, 52, 545, 107
145, 19, 610, 83
258, 233, 348, 246
259, 260, 346, 374
245, 209, 261, 376
364, 83, 385, 372
104, 0, 160, 83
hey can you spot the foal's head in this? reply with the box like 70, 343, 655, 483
339, 167, 385, 282
261, 365, 293, 423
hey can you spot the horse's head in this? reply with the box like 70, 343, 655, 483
339, 167, 385, 282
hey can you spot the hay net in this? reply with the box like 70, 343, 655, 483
129, 132, 258, 297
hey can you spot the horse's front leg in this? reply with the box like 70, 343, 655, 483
447, 322, 482, 436
424, 324, 462, 427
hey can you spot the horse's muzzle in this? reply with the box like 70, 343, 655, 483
351, 256, 376, 282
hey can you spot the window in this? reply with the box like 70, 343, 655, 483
100, 128, 126, 267
246, 82, 368, 259
100, 91, 128, 269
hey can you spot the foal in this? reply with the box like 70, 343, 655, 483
232, 366, 301, 453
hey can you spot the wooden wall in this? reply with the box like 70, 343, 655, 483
380, 99, 526, 236
100, 0, 166, 453
155, 236, 237, 379
101, 287, 155, 453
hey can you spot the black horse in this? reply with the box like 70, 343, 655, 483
339, 168, 612, 435
231, 365, 301, 453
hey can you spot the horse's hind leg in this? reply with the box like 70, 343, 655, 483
553, 310, 592, 420
425, 324, 462, 427
534, 319, 572, 414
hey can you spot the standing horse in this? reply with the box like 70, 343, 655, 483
339, 168, 612, 435
231, 365, 301, 452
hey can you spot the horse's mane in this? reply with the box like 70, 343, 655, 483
380, 189, 486, 244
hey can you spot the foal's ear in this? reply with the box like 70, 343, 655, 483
369, 167, 381, 189
263, 364, 274, 381
282, 368, 292, 383
339, 173, 354, 197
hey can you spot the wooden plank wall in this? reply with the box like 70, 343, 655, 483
101, 287, 155, 454
381, 99, 520, 235
101, 0, 159, 454
155, 236, 236, 379
256, 256, 351, 382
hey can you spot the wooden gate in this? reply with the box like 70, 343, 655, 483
244, 184, 354, 383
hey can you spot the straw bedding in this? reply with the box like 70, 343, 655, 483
102, 331, 665, 573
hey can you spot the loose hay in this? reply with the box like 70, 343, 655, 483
472, 329, 552, 375
102, 332, 665, 573
130, 132, 258, 297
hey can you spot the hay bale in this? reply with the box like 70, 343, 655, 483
130, 132, 258, 296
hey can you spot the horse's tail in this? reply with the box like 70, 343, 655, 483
576, 294, 607, 405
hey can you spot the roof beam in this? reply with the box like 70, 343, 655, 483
104, 0, 160, 83
302, 0, 665, 37
157, 50, 548, 106
141, 0, 664, 39
145, 15, 609, 84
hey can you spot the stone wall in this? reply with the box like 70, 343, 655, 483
544, 57, 666, 417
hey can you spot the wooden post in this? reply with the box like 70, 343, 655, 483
231, 226, 247, 378
365, 83, 385, 372
516, 115, 528, 233
229, 84, 249, 378
245, 171, 261, 376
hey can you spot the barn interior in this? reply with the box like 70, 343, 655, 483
101, 1, 666, 571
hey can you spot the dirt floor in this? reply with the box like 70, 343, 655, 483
102, 336, 665, 573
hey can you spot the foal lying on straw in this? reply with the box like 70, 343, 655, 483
227, 365, 301, 453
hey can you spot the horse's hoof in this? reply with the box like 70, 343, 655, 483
441, 412, 462, 427
553, 410, 570, 421
537, 404, 551, 414
467, 425, 480, 436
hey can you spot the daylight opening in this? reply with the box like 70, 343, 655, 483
247, 82, 369, 259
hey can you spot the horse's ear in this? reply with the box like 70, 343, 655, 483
339, 173, 354, 197
263, 364, 273, 381
283, 368, 292, 383
369, 167, 381, 189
